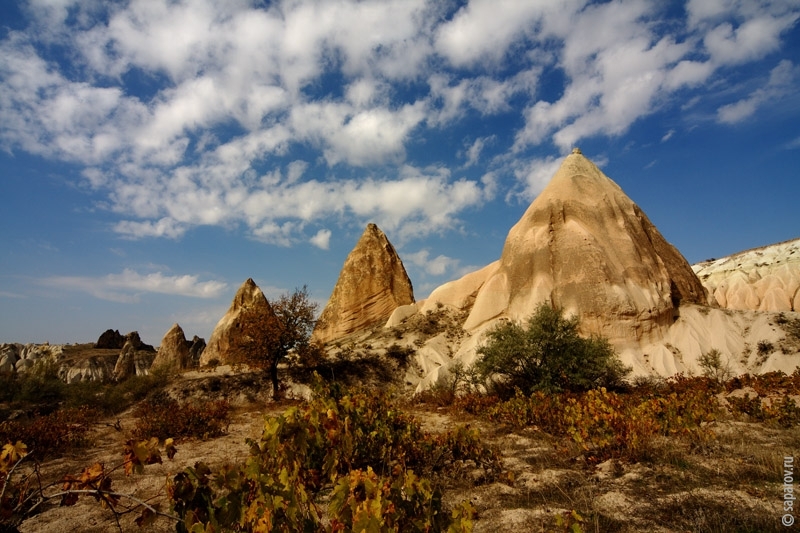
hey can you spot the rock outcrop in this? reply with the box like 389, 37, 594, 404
60, 357, 113, 384
151, 323, 191, 371
199, 278, 279, 366
387, 150, 780, 390
188, 335, 206, 367
693, 238, 800, 312
425, 149, 706, 349
96, 329, 125, 349
112, 331, 155, 381
313, 223, 415, 344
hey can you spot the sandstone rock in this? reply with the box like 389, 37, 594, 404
112, 332, 154, 381
151, 323, 190, 371
427, 151, 706, 350
187, 336, 206, 367
693, 238, 800, 312
313, 223, 415, 344
113, 341, 136, 381
135, 351, 155, 376
96, 329, 125, 349
401, 151, 720, 390
60, 357, 112, 384
0, 344, 19, 373
199, 278, 279, 366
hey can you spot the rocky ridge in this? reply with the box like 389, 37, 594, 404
693, 237, 800, 312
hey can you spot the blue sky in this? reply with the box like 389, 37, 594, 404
1, 0, 799, 346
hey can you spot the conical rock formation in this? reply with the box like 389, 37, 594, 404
403, 150, 717, 390
459, 149, 706, 347
151, 323, 190, 371
199, 278, 278, 366
313, 223, 414, 344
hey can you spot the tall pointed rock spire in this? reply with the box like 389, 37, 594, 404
199, 278, 278, 366
313, 223, 414, 344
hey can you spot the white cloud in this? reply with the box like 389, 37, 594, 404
717, 60, 799, 124
2, 0, 799, 246
310, 228, 332, 250
406, 249, 460, 276
434, 0, 580, 67
463, 135, 495, 167
506, 155, 563, 202
661, 129, 675, 142
40, 269, 228, 302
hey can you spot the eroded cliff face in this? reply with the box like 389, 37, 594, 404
312, 223, 414, 345
693, 238, 800, 313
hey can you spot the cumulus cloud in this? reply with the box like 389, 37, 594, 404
1, 0, 798, 247
310, 228, 332, 250
40, 269, 228, 302
406, 249, 460, 277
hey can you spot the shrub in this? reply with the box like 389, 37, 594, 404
0, 406, 98, 459
756, 340, 774, 356
697, 348, 732, 383
385, 343, 415, 368
485, 384, 718, 463
167, 383, 496, 532
475, 304, 629, 396
131, 392, 230, 441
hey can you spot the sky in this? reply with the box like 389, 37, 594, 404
1, 0, 799, 346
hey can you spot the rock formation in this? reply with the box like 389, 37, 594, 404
425, 149, 706, 349
151, 323, 191, 371
693, 238, 800, 312
199, 278, 279, 366
96, 329, 125, 349
384, 150, 791, 390
60, 357, 112, 384
188, 335, 206, 367
312, 223, 415, 344
112, 331, 155, 381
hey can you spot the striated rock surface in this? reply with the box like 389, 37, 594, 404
199, 278, 278, 366
313, 223, 415, 344
60, 357, 112, 384
693, 238, 800, 312
151, 323, 190, 371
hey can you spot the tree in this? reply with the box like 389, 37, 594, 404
475, 304, 629, 396
236, 286, 320, 399
697, 348, 732, 383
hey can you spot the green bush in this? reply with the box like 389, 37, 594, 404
475, 304, 629, 396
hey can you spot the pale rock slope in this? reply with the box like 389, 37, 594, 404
388, 151, 800, 389
199, 278, 278, 366
313, 223, 414, 345
693, 238, 800, 312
